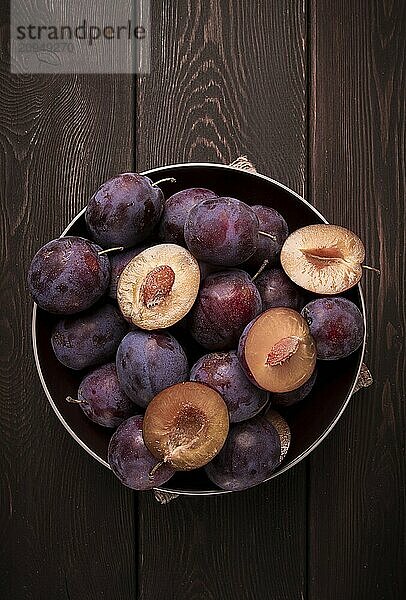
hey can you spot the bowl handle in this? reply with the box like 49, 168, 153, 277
352, 363, 373, 394
153, 489, 180, 504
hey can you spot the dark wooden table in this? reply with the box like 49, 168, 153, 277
1, 1, 405, 598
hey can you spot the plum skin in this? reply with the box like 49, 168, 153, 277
205, 416, 281, 491
247, 205, 289, 268
301, 297, 364, 360
255, 268, 305, 311
190, 351, 268, 423
51, 303, 128, 370
108, 415, 175, 490
28, 236, 110, 315
184, 197, 259, 266
85, 173, 164, 248
77, 363, 135, 428
116, 330, 189, 408
159, 188, 218, 245
189, 270, 262, 351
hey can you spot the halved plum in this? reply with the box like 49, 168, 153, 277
238, 307, 316, 393
117, 243, 200, 330
280, 224, 366, 294
142, 382, 229, 471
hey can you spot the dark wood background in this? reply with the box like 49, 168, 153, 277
1, 1, 404, 598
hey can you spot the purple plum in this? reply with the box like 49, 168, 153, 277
108, 415, 175, 490
116, 330, 189, 407
28, 236, 110, 314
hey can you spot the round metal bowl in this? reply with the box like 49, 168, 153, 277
32, 162, 366, 496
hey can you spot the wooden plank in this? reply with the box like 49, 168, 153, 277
0, 4, 137, 598
136, 2, 308, 598
308, 1, 405, 598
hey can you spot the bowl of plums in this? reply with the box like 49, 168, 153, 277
29, 163, 369, 495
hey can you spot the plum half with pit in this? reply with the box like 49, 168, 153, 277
301, 297, 364, 360
238, 307, 316, 393
204, 415, 281, 491
255, 267, 305, 311
143, 382, 229, 471
28, 236, 110, 315
189, 270, 262, 350
159, 188, 218, 245
51, 303, 128, 370
117, 244, 200, 330
116, 330, 189, 408
190, 351, 268, 423
280, 224, 366, 294
184, 197, 259, 266
85, 173, 164, 248
108, 415, 175, 490
67, 363, 135, 428
247, 205, 289, 268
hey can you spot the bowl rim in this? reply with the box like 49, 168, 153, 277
31, 161, 366, 496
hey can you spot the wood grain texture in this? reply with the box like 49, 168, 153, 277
137, 0, 307, 195
136, 2, 308, 599
2, 0, 404, 598
0, 3, 137, 597
139, 470, 306, 600
308, 1, 405, 598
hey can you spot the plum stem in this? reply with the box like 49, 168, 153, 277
152, 177, 176, 187
363, 265, 381, 275
149, 461, 165, 478
251, 259, 269, 282
98, 246, 124, 256
258, 230, 277, 242
66, 396, 83, 404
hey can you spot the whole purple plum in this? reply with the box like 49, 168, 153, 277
69, 363, 136, 428
205, 416, 281, 491
255, 268, 305, 311
190, 351, 268, 422
108, 245, 147, 300
189, 270, 262, 350
108, 415, 175, 490
184, 197, 259, 266
85, 173, 164, 248
301, 297, 364, 360
159, 188, 218, 245
247, 205, 289, 268
28, 236, 110, 314
116, 330, 189, 407
51, 303, 128, 370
